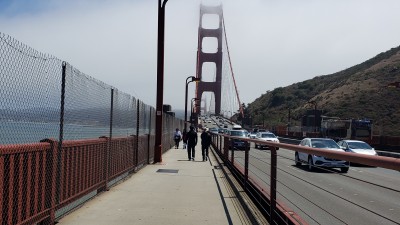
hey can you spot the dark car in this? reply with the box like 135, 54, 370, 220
228, 129, 250, 150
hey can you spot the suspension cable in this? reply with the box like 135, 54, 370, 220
222, 12, 244, 118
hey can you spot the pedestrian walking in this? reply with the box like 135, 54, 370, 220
186, 126, 198, 160
182, 129, 188, 149
173, 128, 182, 149
201, 128, 212, 161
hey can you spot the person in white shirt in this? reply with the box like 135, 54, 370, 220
173, 128, 182, 149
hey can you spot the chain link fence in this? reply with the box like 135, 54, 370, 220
0, 32, 183, 224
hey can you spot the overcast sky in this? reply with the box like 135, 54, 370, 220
1, 0, 400, 111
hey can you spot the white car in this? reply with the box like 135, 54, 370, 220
247, 132, 257, 139
295, 138, 349, 173
254, 132, 280, 149
337, 140, 377, 156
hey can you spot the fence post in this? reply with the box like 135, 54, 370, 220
136, 99, 140, 169
270, 147, 277, 224
40, 138, 59, 224
147, 107, 152, 164
55, 62, 66, 206
105, 88, 114, 191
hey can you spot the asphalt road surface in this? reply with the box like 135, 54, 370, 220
231, 147, 400, 225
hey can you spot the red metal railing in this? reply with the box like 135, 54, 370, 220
58, 138, 108, 208
0, 134, 162, 225
211, 133, 400, 225
0, 142, 56, 225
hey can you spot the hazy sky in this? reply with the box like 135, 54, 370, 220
1, 0, 400, 110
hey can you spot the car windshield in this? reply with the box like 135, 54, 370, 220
311, 139, 340, 149
230, 131, 248, 137
261, 133, 276, 138
348, 141, 372, 150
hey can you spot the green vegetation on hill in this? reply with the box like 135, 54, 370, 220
246, 46, 400, 136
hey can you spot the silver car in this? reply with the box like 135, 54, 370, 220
337, 140, 377, 156
255, 132, 280, 149
295, 138, 350, 173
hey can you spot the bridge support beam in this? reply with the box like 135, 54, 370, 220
195, 4, 223, 115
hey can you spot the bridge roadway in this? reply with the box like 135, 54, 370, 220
232, 147, 400, 225
57, 134, 269, 225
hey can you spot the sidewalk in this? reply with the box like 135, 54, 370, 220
57, 136, 266, 225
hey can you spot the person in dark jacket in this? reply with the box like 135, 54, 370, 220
201, 128, 212, 161
182, 129, 188, 149
186, 126, 198, 160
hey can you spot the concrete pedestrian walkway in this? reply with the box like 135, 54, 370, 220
58, 136, 268, 225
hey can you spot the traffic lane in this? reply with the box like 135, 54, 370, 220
275, 148, 399, 224
231, 148, 400, 225
275, 148, 400, 224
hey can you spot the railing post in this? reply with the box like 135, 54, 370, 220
147, 107, 152, 164
136, 99, 140, 168
219, 135, 222, 154
224, 136, 229, 161
40, 138, 59, 224
244, 146, 249, 190
105, 88, 114, 191
231, 138, 234, 165
270, 147, 277, 224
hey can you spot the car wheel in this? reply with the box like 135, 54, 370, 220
295, 152, 301, 166
307, 156, 314, 171
341, 167, 349, 173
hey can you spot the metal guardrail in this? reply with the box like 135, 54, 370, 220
0, 133, 181, 224
210, 133, 400, 225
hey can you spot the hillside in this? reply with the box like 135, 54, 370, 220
246, 46, 400, 136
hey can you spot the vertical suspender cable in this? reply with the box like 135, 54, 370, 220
221, 13, 244, 118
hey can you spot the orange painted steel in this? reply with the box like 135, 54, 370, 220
0, 142, 54, 225
0, 135, 156, 225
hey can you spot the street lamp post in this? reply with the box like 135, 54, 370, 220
154, 0, 169, 163
184, 76, 200, 131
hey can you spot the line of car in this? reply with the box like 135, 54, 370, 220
295, 138, 377, 173
228, 126, 280, 151
203, 116, 378, 174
